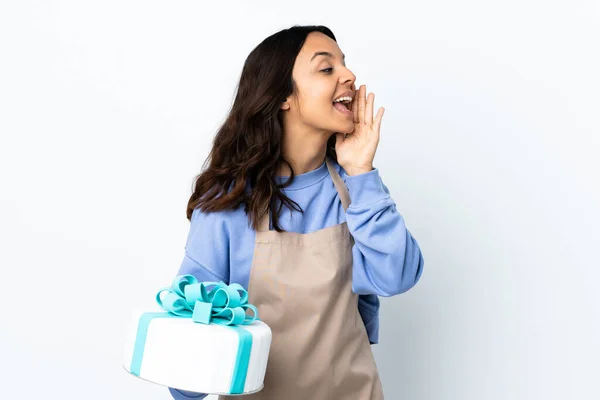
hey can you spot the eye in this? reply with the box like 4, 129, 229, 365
321, 68, 333, 73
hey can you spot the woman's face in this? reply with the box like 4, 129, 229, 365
284, 32, 357, 136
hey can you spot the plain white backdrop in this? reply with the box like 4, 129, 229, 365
1, 1, 599, 399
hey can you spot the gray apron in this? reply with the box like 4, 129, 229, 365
219, 157, 384, 399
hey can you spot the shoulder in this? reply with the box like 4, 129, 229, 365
188, 206, 229, 240
189, 198, 250, 238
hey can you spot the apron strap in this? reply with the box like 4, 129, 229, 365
257, 157, 351, 232
325, 157, 351, 212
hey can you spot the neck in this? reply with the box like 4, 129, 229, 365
276, 121, 332, 177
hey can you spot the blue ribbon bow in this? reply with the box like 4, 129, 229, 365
156, 274, 259, 325
129, 275, 260, 394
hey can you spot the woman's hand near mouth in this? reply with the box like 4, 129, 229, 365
335, 84, 385, 176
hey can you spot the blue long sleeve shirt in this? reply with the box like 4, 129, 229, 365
168, 157, 424, 400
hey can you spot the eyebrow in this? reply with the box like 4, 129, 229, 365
310, 51, 346, 63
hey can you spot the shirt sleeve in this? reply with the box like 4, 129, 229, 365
178, 206, 230, 282
167, 207, 231, 399
342, 167, 425, 297
358, 293, 380, 344
169, 388, 209, 400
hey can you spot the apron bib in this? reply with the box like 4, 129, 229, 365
219, 157, 384, 400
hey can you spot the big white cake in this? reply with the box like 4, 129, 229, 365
123, 276, 272, 396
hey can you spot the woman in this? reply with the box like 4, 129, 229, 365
169, 25, 424, 400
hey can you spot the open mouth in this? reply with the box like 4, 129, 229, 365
335, 101, 350, 110
333, 101, 352, 115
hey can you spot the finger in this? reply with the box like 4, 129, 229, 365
351, 87, 359, 123
358, 85, 366, 124
365, 92, 374, 126
373, 107, 385, 132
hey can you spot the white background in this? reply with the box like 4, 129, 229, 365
1, 1, 599, 399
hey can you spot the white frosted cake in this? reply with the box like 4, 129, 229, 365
123, 276, 272, 396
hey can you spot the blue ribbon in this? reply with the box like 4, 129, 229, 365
130, 275, 260, 394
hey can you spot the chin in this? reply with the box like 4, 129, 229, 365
338, 121, 355, 133
335, 114, 355, 131
321, 112, 354, 133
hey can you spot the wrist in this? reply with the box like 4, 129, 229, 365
345, 165, 373, 176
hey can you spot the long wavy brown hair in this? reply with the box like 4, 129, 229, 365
186, 25, 340, 232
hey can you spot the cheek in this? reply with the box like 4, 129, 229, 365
305, 84, 333, 104
303, 94, 334, 114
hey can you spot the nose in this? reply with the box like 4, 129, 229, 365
339, 67, 356, 88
